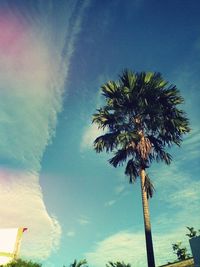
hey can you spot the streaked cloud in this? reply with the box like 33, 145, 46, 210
180, 128, 200, 159
0, 1, 89, 171
86, 231, 146, 267
167, 182, 200, 207
105, 200, 116, 207
183, 128, 200, 147
150, 139, 200, 233
114, 185, 125, 195
0, 0, 89, 261
85, 228, 192, 267
0, 169, 61, 260
153, 162, 200, 209
78, 216, 90, 225
66, 231, 76, 237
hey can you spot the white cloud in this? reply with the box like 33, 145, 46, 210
149, 148, 200, 235
180, 128, 200, 159
0, 169, 61, 260
67, 231, 76, 237
0, 1, 90, 261
183, 128, 200, 147
85, 229, 192, 267
167, 183, 200, 206
0, 3, 85, 171
115, 185, 125, 195
0, 1, 91, 169
105, 200, 116, 207
81, 124, 105, 150
86, 231, 146, 267
78, 216, 90, 225
152, 161, 200, 210
0, 25, 57, 171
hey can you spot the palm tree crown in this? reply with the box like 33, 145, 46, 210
93, 70, 190, 195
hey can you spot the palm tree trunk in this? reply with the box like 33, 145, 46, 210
140, 168, 155, 267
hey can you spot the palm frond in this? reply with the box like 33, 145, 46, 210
125, 159, 139, 183
109, 147, 133, 167
93, 131, 140, 153
117, 131, 140, 148
94, 132, 118, 153
120, 69, 137, 90
106, 261, 131, 267
144, 174, 155, 199
92, 107, 117, 130
148, 135, 172, 165
101, 81, 121, 99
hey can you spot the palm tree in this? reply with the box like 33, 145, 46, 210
92, 70, 190, 267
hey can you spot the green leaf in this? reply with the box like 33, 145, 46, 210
144, 72, 153, 83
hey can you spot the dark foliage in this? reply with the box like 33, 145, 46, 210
93, 70, 190, 197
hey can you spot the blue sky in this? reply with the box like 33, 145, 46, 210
0, 0, 200, 267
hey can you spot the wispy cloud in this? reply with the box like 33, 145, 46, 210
78, 216, 90, 225
150, 145, 200, 233
105, 200, 116, 207
105, 184, 128, 207
180, 128, 200, 159
153, 161, 200, 208
114, 185, 126, 195
183, 128, 200, 146
66, 231, 76, 238
0, 1, 89, 171
167, 183, 200, 207
0, 0, 89, 260
85, 228, 192, 267
86, 231, 146, 267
